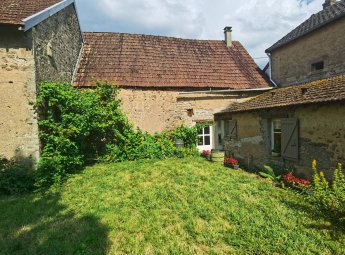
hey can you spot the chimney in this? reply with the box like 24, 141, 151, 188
224, 27, 232, 47
323, 0, 337, 9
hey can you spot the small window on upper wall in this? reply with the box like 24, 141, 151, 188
311, 61, 324, 72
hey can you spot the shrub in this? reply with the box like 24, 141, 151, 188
35, 82, 201, 188
0, 157, 35, 195
308, 160, 345, 220
173, 124, 205, 148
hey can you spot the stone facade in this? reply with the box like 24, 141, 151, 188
0, 26, 38, 161
31, 5, 82, 83
0, 5, 82, 162
220, 102, 345, 178
118, 87, 258, 134
271, 17, 345, 86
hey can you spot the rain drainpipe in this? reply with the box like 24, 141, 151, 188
267, 53, 278, 87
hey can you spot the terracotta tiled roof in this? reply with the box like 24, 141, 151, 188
0, 0, 63, 25
73, 32, 270, 89
215, 74, 345, 115
266, 0, 345, 53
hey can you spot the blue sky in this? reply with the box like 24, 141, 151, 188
75, 0, 324, 67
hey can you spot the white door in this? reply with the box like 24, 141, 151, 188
197, 125, 213, 152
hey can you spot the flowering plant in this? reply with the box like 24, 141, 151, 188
283, 172, 311, 187
201, 150, 211, 157
224, 158, 238, 166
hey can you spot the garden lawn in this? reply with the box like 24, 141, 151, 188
0, 158, 344, 255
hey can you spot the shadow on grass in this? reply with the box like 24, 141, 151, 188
282, 198, 345, 241
0, 193, 110, 255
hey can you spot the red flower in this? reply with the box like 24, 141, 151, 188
224, 158, 238, 165
202, 150, 211, 156
283, 173, 311, 187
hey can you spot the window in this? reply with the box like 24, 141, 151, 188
270, 118, 299, 160
311, 61, 324, 72
198, 126, 211, 146
217, 121, 223, 146
271, 119, 282, 153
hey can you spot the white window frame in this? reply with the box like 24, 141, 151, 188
197, 125, 213, 152
271, 119, 282, 150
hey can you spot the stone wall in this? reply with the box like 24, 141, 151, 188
271, 18, 345, 86
221, 102, 345, 178
0, 26, 39, 161
118, 87, 257, 134
31, 4, 82, 83
0, 4, 82, 162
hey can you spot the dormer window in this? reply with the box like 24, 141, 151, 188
311, 61, 324, 72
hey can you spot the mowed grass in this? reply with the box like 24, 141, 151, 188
0, 158, 344, 255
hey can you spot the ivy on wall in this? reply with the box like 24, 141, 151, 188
34, 82, 201, 188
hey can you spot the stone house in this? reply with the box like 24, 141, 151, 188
215, 0, 345, 177
73, 30, 270, 152
266, 0, 345, 87
0, 0, 83, 162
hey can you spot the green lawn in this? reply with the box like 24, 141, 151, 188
0, 158, 344, 255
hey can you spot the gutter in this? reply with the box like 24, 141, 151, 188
178, 87, 273, 95
267, 53, 278, 87
23, 0, 75, 31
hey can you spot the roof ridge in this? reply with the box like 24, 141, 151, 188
266, 0, 345, 53
82, 31, 238, 43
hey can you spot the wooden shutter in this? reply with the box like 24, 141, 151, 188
229, 120, 237, 139
281, 118, 299, 160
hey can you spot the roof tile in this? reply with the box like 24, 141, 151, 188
215, 74, 345, 115
0, 0, 63, 25
73, 32, 270, 89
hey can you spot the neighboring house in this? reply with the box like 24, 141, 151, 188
73, 29, 270, 151
266, 0, 345, 86
0, 0, 83, 162
215, 0, 345, 177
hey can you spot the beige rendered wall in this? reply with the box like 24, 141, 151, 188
0, 28, 39, 161
271, 18, 345, 86
118, 88, 255, 134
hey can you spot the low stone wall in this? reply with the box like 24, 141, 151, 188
221, 102, 345, 178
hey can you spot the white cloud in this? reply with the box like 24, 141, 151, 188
76, 0, 325, 67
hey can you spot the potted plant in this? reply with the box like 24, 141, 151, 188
202, 150, 211, 160
224, 157, 239, 169
271, 144, 281, 157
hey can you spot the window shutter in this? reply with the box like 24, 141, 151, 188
229, 120, 237, 139
281, 118, 299, 160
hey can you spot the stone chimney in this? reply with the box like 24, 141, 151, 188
224, 27, 232, 47
323, 0, 337, 9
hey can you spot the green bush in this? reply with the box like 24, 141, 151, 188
173, 124, 205, 148
0, 157, 35, 195
35, 82, 201, 188
308, 160, 345, 221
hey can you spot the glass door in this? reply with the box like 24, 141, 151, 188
197, 125, 213, 152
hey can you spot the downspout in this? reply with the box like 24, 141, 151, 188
267, 53, 278, 87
